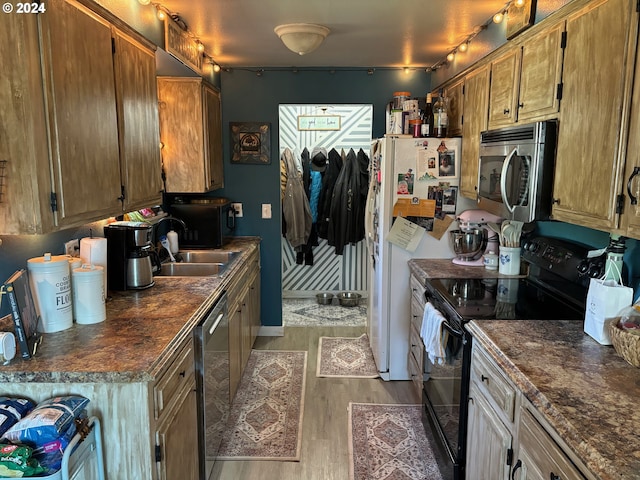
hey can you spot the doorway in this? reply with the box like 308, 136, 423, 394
278, 104, 373, 326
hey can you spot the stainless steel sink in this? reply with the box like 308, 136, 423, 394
177, 250, 240, 264
156, 262, 227, 277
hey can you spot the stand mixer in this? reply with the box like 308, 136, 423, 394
450, 209, 503, 266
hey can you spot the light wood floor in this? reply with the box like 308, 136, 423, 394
210, 326, 420, 480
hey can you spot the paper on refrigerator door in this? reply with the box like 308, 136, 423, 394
386, 217, 425, 252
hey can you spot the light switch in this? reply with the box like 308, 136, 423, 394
261, 203, 272, 219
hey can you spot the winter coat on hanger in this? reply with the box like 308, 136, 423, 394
317, 148, 343, 239
282, 148, 312, 248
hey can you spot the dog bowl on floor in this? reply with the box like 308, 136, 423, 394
337, 292, 361, 307
316, 293, 334, 305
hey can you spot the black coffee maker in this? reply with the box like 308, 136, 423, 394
104, 222, 158, 291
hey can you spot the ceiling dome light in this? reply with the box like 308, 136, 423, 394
274, 23, 330, 56
138, 0, 151, 4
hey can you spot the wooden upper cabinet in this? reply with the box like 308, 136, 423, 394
488, 23, 565, 130
0, 14, 53, 234
460, 65, 490, 199
552, 0, 637, 231
39, 0, 122, 228
113, 30, 163, 212
517, 22, 565, 123
488, 49, 521, 128
0, 0, 162, 235
204, 86, 224, 190
445, 78, 464, 136
157, 78, 224, 193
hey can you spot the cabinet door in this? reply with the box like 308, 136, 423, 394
204, 85, 224, 190
445, 78, 464, 137
156, 386, 199, 480
460, 66, 490, 199
157, 78, 206, 192
517, 22, 565, 123
113, 30, 162, 211
228, 304, 242, 401
552, 0, 636, 230
0, 14, 53, 234
515, 408, 587, 480
488, 49, 521, 129
39, 0, 122, 227
466, 384, 512, 480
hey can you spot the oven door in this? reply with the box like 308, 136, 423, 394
422, 310, 471, 480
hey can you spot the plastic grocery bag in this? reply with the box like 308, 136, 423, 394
585, 278, 633, 345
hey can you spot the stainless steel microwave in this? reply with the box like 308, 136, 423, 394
477, 120, 557, 223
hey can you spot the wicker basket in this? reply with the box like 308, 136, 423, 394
608, 317, 640, 368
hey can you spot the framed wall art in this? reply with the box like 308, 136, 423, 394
230, 122, 271, 164
506, 0, 537, 40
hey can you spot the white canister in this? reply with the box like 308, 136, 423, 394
27, 253, 73, 333
72, 265, 106, 325
483, 251, 499, 271
499, 246, 521, 276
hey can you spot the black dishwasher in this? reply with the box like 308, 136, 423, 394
194, 292, 229, 479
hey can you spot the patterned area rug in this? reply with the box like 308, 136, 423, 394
348, 403, 443, 480
217, 350, 307, 461
283, 298, 367, 327
316, 334, 379, 378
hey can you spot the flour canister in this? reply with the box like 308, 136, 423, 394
72, 264, 106, 325
27, 253, 73, 333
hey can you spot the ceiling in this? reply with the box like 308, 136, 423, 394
157, 0, 509, 69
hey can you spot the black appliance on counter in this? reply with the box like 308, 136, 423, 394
421, 236, 604, 480
165, 194, 236, 248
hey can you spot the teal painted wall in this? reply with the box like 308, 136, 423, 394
215, 68, 431, 326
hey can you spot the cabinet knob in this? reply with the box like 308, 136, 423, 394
503, 108, 510, 115
552, 198, 561, 205
549, 474, 561, 480
481, 374, 489, 383
518, 103, 524, 109
179, 370, 185, 377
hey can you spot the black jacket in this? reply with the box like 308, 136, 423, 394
317, 148, 343, 239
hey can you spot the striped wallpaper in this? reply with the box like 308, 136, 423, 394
279, 104, 373, 296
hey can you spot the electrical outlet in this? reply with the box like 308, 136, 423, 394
64, 238, 79, 256
231, 203, 243, 217
262, 203, 272, 219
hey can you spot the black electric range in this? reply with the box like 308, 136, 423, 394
421, 236, 604, 480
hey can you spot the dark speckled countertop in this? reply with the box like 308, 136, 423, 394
467, 320, 640, 480
0, 238, 260, 384
408, 258, 526, 281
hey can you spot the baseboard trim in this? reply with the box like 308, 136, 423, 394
258, 326, 285, 337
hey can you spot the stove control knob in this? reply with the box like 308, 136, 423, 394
522, 241, 531, 251
588, 264, 603, 278
577, 260, 590, 274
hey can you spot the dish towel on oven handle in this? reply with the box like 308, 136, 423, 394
421, 302, 449, 365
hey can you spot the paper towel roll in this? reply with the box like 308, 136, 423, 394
80, 237, 108, 289
72, 265, 106, 324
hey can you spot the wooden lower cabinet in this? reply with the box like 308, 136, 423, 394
155, 385, 199, 480
228, 249, 261, 400
467, 342, 591, 480
513, 407, 587, 480
467, 383, 513, 480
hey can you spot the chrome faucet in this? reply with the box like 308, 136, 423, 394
156, 215, 188, 233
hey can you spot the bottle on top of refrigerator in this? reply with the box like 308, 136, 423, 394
433, 90, 448, 138
421, 93, 434, 137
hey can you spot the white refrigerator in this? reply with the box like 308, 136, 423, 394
365, 135, 475, 380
